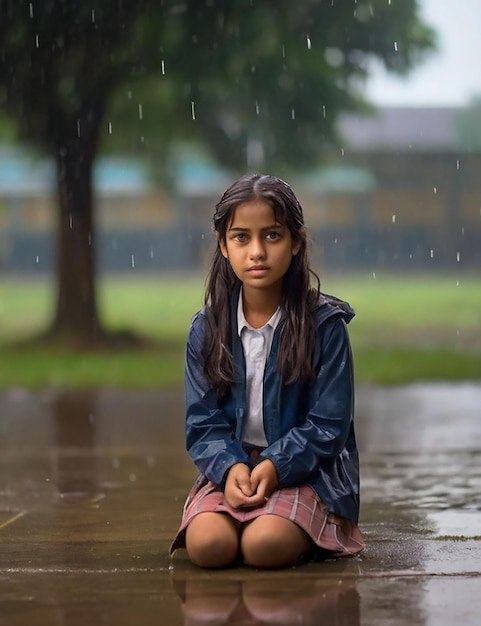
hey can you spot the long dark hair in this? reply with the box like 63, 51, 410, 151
203, 173, 320, 396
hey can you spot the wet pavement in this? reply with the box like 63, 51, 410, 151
1, 383, 481, 625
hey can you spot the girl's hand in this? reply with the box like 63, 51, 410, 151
224, 463, 255, 509
244, 459, 278, 507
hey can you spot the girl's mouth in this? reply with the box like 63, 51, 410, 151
247, 266, 269, 275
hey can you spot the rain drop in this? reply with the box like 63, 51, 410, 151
191, 101, 196, 120
69, 214, 73, 229
138, 104, 143, 121
433, 187, 437, 194
36, 256, 39, 263
393, 41, 398, 52
112, 458, 121, 469
35, 34, 39, 48
322, 105, 326, 119
161, 60, 165, 75
291, 108, 295, 121
456, 159, 460, 170
430, 249, 434, 258
91, 9, 95, 23
281, 44, 286, 58
89, 413, 94, 424
255, 101, 260, 115
372, 271, 376, 279
77, 120, 81, 137
131, 255, 135, 268
456, 251, 461, 262
129, 473, 137, 482
29, 3, 33, 18
306, 35, 312, 50
108, 121, 112, 134
392, 215, 396, 223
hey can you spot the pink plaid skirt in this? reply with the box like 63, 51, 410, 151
170, 475, 364, 558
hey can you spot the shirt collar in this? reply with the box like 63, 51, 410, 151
237, 287, 282, 336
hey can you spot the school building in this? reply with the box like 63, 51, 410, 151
0, 106, 480, 274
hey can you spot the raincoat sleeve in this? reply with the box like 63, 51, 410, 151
184, 313, 252, 486
258, 315, 355, 488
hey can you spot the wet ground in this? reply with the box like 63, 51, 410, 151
1, 383, 481, 625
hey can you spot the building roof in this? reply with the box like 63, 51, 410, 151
0, 149, 151, 197
339, 106, 461, 152
298, 165, 376, 193
172, 146, 231, 196
0, 146, 230, 198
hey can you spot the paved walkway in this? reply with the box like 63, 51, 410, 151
1, 384, 481, 625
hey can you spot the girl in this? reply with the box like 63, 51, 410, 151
170, 174, 364, 568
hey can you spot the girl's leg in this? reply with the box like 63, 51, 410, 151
185, 512, 240, 568
241, 515, 313, 568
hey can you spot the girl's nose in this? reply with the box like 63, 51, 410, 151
249, 238, 265, 259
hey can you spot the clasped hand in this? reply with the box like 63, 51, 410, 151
224, 460, 278, 509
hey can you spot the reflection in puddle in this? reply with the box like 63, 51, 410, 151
53, 390, 98, 496
171, 575, 359, 625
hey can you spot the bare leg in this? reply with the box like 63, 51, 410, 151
185, 512, 240, 568
241, 515, 313, 569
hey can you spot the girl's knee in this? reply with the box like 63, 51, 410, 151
185, 513, 240, 568
241, 516, 312, 569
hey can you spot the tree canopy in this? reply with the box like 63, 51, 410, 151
0, 0, 435, 344
106, 0, 436, 172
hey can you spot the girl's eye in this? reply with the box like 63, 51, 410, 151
266, 232, 281, 241
233, 233, 247, 242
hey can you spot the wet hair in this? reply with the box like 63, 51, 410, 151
203, 173, 321, 396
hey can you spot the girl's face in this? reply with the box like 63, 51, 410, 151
219, 199, 301, 297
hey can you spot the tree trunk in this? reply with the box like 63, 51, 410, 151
47, 109, 104, 346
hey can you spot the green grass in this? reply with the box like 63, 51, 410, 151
0, 272, 480, 388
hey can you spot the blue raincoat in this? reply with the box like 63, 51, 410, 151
184, 289, 360, 522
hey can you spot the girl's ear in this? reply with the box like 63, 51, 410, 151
291, 237, 303, 256
292, 227, 305, 256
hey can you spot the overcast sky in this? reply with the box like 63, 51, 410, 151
365, 0, 481, 107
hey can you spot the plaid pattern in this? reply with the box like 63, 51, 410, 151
170, 478, 364, 557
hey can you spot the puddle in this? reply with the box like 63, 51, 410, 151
426, 509, 481, 539
356, 382, 481, 453
1, 384, 481, 624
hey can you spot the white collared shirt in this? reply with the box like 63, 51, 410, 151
237, 289, 282, 447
